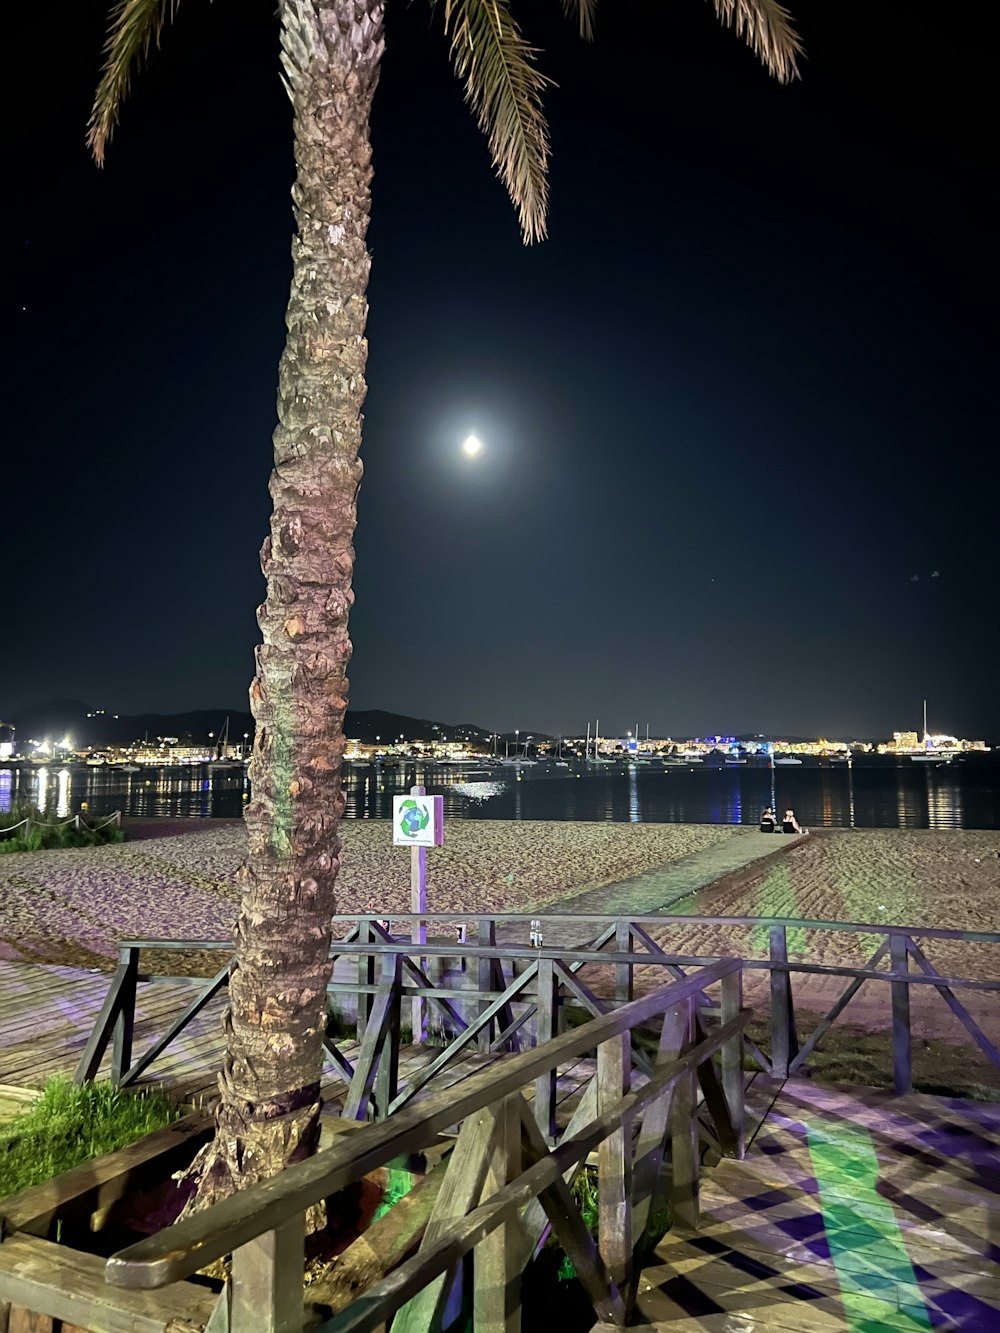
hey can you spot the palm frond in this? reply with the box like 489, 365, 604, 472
708, 0, 803, 83
559, 0, 598, 41
437, 0, 551, 244
88, 0, 181, 165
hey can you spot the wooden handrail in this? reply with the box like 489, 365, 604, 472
119, 914, 1000, 947
82, 919, 999, 1102
106, 960, 741, 1290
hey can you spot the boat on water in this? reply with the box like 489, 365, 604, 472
208, 717, 244, 770
909, 701, 963, 765
774, 756, 803, 767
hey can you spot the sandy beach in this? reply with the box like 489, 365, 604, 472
636, 828, 1000, 1057
0, 818, 740, 969
1, 821, 996, 1058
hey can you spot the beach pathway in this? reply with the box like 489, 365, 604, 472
520, 829, 807, 947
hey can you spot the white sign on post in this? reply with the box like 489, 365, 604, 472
392, 788, 443, 1045
392, 793, 444, 847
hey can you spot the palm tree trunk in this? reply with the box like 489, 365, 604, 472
186, 0, 385, 1209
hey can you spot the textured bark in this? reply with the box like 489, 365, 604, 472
185, 0, 385, 1210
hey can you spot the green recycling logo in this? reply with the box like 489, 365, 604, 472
398, 798, 430, 839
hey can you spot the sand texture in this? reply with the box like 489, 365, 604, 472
0, 819, 739, 970
0, 822, 996, 1050
638, 828, 1000, 1047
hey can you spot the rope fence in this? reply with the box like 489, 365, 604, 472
0, 810, 123, 839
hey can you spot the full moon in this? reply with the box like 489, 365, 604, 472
462, 434, 483, 457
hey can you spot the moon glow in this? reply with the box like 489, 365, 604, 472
462, 434, 483, 457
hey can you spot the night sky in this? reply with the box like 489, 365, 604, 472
7, 2, 997, 742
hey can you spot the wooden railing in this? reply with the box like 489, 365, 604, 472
105, 960, 748, 1333
75, 913, 1000, 1102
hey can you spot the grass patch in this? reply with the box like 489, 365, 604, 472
0, 1078, 179, 1197
0, 801, 125, 854
746, 1015, 1000, 1101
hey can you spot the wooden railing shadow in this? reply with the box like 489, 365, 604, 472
104, 960, 748, 1333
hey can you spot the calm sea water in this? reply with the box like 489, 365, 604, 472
2, 755, 997, 830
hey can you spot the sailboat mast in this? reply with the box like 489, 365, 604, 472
586, 722, 591, 761
923, 698, 928, 745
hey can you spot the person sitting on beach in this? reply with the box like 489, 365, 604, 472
759, 807, 777, 832
782, 809, 805, 834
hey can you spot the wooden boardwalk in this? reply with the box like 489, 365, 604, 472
613, 1075, 1000, 1332
0, 957, 510, 1112
2, 959, 998, 1331
0, 958, 601, 1123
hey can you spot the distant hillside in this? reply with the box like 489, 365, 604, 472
5, 700, 507, 748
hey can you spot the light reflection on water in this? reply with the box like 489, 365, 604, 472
0, 756, 995, 829
56, 768, 70, 817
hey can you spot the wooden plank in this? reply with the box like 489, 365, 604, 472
306, 1168, 446, 1317
614, 921, 633, 1005
597, 1031, 631, 1290
890, 933, 912, 1094
230, 1214, 305, 1333
313, 1036, 745, 1333
373, 956, 401, 1123
0, 1234, 214, 1333
905, 938, 1000, 1069
388, 963, 539, 1114
534, 959, 558, 1141
110, 948, 139, 1086
669, 1000, 699, 1233
342, 962, 400, 1122
107, 964, 744, 1289
356, 921, 375, 1044
518, 1102, 623, 1326
718, 970, 745, 1161
118, 964, 230, 1087
788, 937, 892, 1074
513, 1077, 598, 1268
768, 926, 797, 1079
473, 1094, 522, 1333
630, 1003, 684, 1259
0, 1112, 212, 1237
692, 1015, 739, 1159
71, 965, 130, 1085
477, 918, 497, 1053
392, 1105, 499, 1333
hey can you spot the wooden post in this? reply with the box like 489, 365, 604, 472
670, 998, 699, 1232
597, 1026, 632, 1290
630, 1000, 684, 1264
394, 1105, 500, 1333
769, 925, 798, 1077
720, 968, 745, 1159
229, 1215, 305, 1333
111, 946, 139, 1086
357, 919, 375, 1044
375, 953, 402, 1122
411, 785, 427, 1044
615, 920, 634, 1005
474, 1094, 522, 1333
534, 957, 558, 1141
478, 917, 497, 1053
890, 933, 912, 1095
